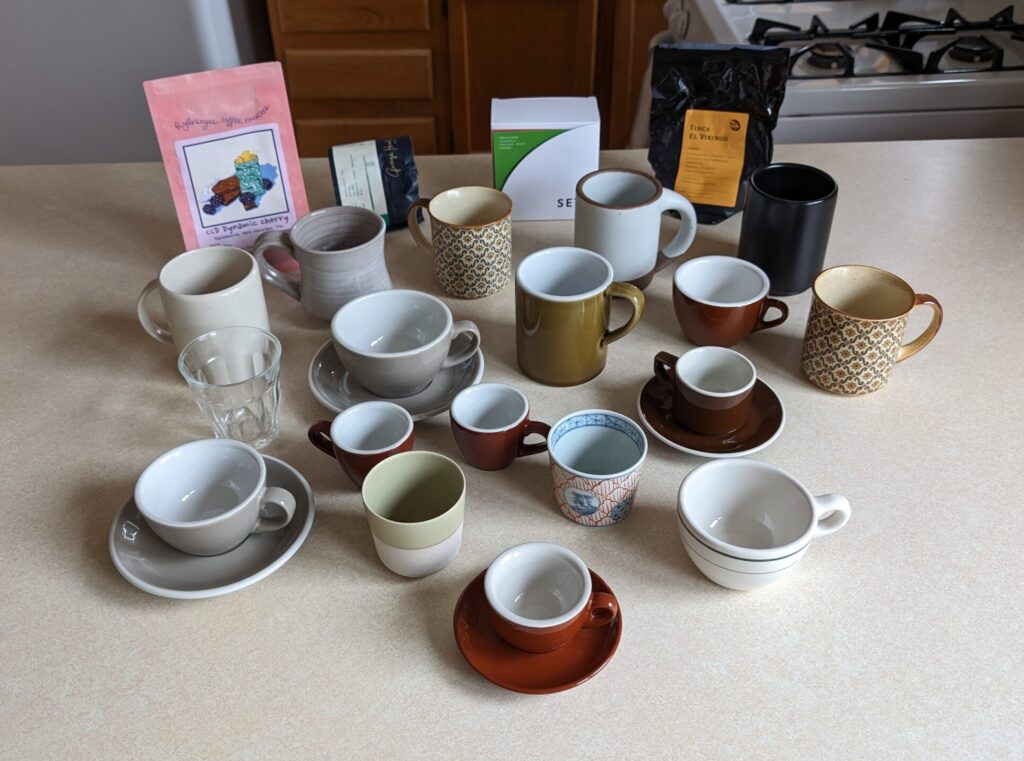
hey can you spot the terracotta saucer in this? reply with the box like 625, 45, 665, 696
636, 375, 785, 459
453, 569, 621, 694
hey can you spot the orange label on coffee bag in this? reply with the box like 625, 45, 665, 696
673, 109, 749, 208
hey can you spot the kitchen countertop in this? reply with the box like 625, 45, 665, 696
2, 141, 1021, 759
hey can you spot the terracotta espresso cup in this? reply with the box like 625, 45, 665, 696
308, 402, 415, 486
449, 384, 550, 471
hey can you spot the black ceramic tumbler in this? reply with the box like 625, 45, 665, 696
737, 163, 838, 296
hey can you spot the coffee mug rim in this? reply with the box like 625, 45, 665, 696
676, 347, 757, 399
750, 162, 838, 205
361, 450, 466, 527
576, 168, 663, 210
450, 383, 528, 434
331, 289, 452, 358
813, 264, 917, 322
178, 326, 281, 389
158, 246, 257, 299
674, 256, 769, 308
331, 401, 414, 455
484, 542, 593, 629
134, 439, 265, 529
290, 206, 386, 254
548, 409, 648, 480
516, 247, 614, 303
427, 186, 513, 228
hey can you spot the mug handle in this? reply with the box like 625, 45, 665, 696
584, 592, 618, 628
406, 198, 433, 255
657, 189, 698, 259
252, 487, 296, 533
516, 420, 551, 458
812, 493, 851, 537
308, 420, 335, 458
654, 351, 678, 385
137, 278, 173, 344
441, 320, 481, 368
602, 283, 646, 347
896, 294, 943, 363
752, 298, 789, 332
251, 231, 302, 302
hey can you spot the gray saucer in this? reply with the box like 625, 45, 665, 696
307, 339, 485, 420
109, 455, 315, 599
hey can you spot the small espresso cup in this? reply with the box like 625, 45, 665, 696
548, 410, 648, 527
308, 402, 415, 486
801, 265, 943, 395
654, 348, 756, 435
516, 247, 645, 386
484, 542, 618, 653
672, 256, 788, 347
407, 186, 513, 299
137, 246, 270, 353
252, 206, 389, 320
574, 168, 697, 288
449, 383, 550, 471
331, 289, 481, 398
134, 439, 296, 556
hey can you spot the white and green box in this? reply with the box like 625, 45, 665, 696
491, 97, 600, 221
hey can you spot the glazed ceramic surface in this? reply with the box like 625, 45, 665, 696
251, 206, 389, 321
573, 169, 697, 286
331, 289, 481, 398
137, 246, 269, 353
407, 186, 513, 299
672, 256, 788, 348
654, 348, 756, 435
801, 265, 943, 395
308, 402, 415, 486
515, 247, 644, 386
676, 518, 806, 591
547, 410, 648, 527
454, 569, 622, 694
449, 383, 549, 471
371, 523, 463, 578
110, 455, 314, 599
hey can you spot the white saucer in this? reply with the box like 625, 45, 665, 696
109, 455, 315, 599
307, 339, 485, 420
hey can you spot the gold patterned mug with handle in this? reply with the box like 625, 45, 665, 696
407, 186, 513, 299
801, 265, 942, 395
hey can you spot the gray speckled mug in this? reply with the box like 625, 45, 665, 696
251, 206, 389, 321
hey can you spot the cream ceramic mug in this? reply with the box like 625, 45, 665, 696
137, 246, 270, 354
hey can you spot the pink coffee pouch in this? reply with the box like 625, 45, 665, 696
144, 62, 309, 251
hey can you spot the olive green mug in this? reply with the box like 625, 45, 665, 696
515, 247, 646, 386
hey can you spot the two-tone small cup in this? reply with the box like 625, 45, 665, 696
654, 348, 756, 435
449, 383, 550, 471
308, 402, 415, 486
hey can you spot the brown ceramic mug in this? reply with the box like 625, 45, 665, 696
673, 256, 788, 347
654, 348, 756, 435
308, 402, 414, 486
449, 384, 550, 471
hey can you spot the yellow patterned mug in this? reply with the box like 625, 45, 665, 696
801, 265, 942, 395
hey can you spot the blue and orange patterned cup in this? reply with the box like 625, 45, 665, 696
547, 410, 648, 527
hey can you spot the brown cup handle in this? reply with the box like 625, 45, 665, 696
897, 293, 943, 362
654, 351, 678, 385
307, 420, 335, 458
406, 198, 433, 255
584, 592, 618, 628
753, 298, 789, 332
516, 420, 550, 458
602, 282, 646, 347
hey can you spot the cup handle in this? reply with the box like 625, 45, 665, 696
251, 231, 301, 302
752, 298, 789, 332
516, 420, 551, 458
654, 351, 678, 385
441, 320, 481, 368
584, 592, 618, 628
657, 189, 698, 259
812, 493, 851, 537
406, 198, 433, 255
602, 283, 646, 347
252, 486, 296, 533
896, 294, 943, 363
307, 420, 335, 458
137, 278, 173, 344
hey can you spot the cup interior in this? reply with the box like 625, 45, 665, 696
815, 266, 915, 320
333, 402, 412, 454
579, 170, 659, 207
161, 246, 253, 296
332, 290, 450, 355
362, 453, 464, 524
751, 163, 837, 203
485, 543, 590, 626
677, 347, 756, 396
178, 327, 281, 387
450, 383, 527, 432
136, 440, 261, 524
550, 412, 646, 477
293, 207, 385, 252
517, 248, 612, 300
429, 187, 512, 226
674, 256, 768, 306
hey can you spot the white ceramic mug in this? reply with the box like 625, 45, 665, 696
137, 246, 270, 353
134, 439, 295, 556
574, 169, 698, 287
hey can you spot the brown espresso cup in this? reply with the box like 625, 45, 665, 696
672, 256, 788, 347
654, 348, 757, 435
308, 402, 415, 486
449, 384, 550, 471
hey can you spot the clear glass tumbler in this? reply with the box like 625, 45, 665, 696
178, 326, 282, 449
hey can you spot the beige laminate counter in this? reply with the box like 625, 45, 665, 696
2, 142, 1022, 760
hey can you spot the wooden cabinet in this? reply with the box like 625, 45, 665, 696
267, 0, 667, 156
